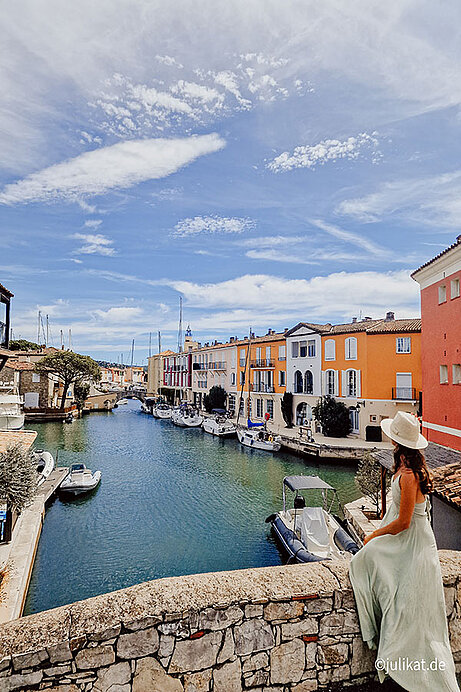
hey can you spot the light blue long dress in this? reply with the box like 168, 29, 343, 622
349, 474, 459, 692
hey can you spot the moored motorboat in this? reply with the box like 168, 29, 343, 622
202, 413, 236, 438
172, 405, 203, 427
266, 475, 359, 563
154, 403, 172, 419
117, 398, 128, 405
59, 463, 101, 496
0, 386, 25, 430
31, 449, 55, 486
237, 427, 281, 452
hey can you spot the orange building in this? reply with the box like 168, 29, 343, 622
236, 331, 286, 426
321, 314, 422, 440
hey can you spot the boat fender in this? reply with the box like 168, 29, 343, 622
333, 526, 359, 555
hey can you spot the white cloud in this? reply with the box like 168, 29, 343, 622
93, 306, 142, 321
337, 170, 461, 228
0, 134, 225, 204
173, 215, 255, 237
310, 219, 388, 257
83, 219, 102, 228
169, 270, 420, 318
155, 55, 184, 69
72, 233, 116, 256
267, 133, 379, 173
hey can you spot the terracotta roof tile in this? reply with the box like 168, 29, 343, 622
366, 318, 421, 333
328, 319, 382, 335
431, 462, 461, 509
411, 235, 461, 277
5, 360, 36, 371
285, 322, 332, 336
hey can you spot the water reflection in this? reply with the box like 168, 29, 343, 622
24, 401, 360, 615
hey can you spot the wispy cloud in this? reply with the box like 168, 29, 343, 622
83, 219, 102, 229
267, 133, 379, 173
173, 215, 255, 237
337, 170, 461, 229
72, 233, 116, 256
310, 219, 388, 257
0, 134, 225, 205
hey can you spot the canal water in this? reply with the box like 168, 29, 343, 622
24, 400, 361, 615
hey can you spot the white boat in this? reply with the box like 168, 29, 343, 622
0, 386, 25, 430
117, 398, 129, 405
59, 463, 101, 496
140, 403, 150, 413
31, 449, 55, 486
154, 403, 172, 419
172, 406, 203, 427
237, 427, 282, 452
202, 414, 236, 438
266, 475, 360, 563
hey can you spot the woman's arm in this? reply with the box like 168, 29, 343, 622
363, 470, 417, 545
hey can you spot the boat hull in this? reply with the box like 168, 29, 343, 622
237, 429, 281, 452
202, 419, 236, 437
0, 412, 25, 430
60, 470, 101, 496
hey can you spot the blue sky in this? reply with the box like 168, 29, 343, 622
1, 1, 460, 363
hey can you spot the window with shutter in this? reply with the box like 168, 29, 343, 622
325, 339, 335, 361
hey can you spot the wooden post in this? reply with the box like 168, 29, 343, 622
380, 465, 387, 519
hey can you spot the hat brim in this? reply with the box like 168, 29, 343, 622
381, 418, 428, 449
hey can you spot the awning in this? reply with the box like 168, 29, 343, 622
283, 475, 334, 492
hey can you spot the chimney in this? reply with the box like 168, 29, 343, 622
363, 316, 372, 321
385, 311, 395, 321
229, 337, 234, 343
352, 317, 357, 323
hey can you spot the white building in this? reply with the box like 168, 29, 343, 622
285, 323, 331, 426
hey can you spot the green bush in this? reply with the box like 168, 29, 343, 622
203, 385, 227, 413
312, 395, 352, 437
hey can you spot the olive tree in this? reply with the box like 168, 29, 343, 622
0, 444, 36, 514
355, 452, 391, 517
312, 395, 352, 437
35, 351, 100, 409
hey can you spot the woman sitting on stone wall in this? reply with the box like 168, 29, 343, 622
349, 411, 459, 692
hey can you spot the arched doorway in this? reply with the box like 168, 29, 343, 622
296, 402, 312, 426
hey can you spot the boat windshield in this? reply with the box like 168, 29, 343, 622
71, 464, 86, 472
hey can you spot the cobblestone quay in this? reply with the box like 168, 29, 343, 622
0, 552, 460, 691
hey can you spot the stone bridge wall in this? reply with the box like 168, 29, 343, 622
0, 552, 460, 692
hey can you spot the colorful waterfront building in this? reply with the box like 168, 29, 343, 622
320, 313, 422, 440
147, 350, 175, 397
412, 236, 461, 450
236, 330, 287, 427
191, 339, 239, 414
285, 322, 332, 426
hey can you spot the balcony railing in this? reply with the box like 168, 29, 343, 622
250, 359, 274, 368
207, 361, 227, 370
251, 383, 275, 393
392, 387, 417, 401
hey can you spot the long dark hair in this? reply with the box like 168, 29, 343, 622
393, 444, 433, 495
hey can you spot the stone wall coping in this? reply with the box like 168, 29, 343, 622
0, 551, 459, 660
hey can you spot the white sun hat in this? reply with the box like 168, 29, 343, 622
381, 411, 428, 449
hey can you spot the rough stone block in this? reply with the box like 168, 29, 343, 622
245, 604, 263, 619
94, 661, 131, 692
280, 618, 318, 640
242, 651, 268, 673
50, 686, 79, 692
350, 636, 376, 677
75, 645, 115, 670
318, 663, 350, 685
158, 621, 189, 638
213, 658, 242, 692
12, 647, 49, 671
305, 641, 317, 669
304, 598, 333, 614
169, 631, 222, 673
445, 587, 456, 619
47, 642, 73, 663
264, 601, 304, 621
217, 628, 235, 664
43, 663, 72, 676
3, 670, 43, 691
124, 616, 162, 631
270, 639, 305, 685
234, 620, 275, 656
88, 625, 121, 642
158, 635, 175, 659
117, 627, 159, 659
243, 668, 268, 687
183, 668, 212, 691
133, 656, 183, 692
198, 605, 243, 630
449, 617, 461, 656
318, 642, 349, 666
292, 680, 318, 691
